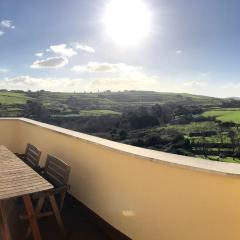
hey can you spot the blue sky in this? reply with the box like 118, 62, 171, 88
0, 0, 240, 97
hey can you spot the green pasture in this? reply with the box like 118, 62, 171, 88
0, 92, 29, 104
203, 108, 240, 124
80, 109, 122, 116
160, 121, 217, 135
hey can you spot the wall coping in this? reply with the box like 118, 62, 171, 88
2, 117, 240, 177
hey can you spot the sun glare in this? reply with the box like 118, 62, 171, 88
103, 0, 152, 46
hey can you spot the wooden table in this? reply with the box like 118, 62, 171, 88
0, 145, 53, 240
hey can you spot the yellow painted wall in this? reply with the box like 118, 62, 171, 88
1, 119, 240, 240
0, 119, 20, 151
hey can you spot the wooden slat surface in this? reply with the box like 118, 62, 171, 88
0, 146, 52, 200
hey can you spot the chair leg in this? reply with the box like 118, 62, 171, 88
23, 195, 42, 240
59, 192, 66, 212
49, 195, 66, 238
0, 201, 12, 240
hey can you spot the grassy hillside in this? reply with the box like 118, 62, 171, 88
0, 90, 226, 118
0, 91, 30, 104
97, 91, 222, 107
0, 90, 224, 108
24, 90, 224, 111
203, 108, 240, 124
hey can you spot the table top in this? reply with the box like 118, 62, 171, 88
0, 145, 53, 200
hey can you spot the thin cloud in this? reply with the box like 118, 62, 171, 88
72, 62, 140, 73
0, 20, 15, 29
0, 76, 86, 92
35, 52, 43, 57
50, 44, 77, 57
74, 43, 95, 53
72, 62, 160, 92
88, 75, 158, 92
183, 80, 206, 87
0, 68, 8, 73
0, 31, 4, 36
221, 83, 240, 89
31, 56, 68, 69
199, 72, 211, 77
0, 69, 159, 93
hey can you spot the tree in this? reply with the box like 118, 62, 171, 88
119, 130, 127, 140
228, 130, 237, 159
151, 104, 163, 117
129, 114, 159, 129
23, 100, 49, 121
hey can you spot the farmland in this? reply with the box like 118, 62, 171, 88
0, 91, 30, 104
1, 90, 240, 163
203, 108, 240, 124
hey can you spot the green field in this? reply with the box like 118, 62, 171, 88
162, 121, 217, 135
0, 92, 29, 104
203, 108, 240, 123
80, 109, 121, 116
52, 110, 121, 118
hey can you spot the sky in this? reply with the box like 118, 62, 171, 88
0, 0, 240, 97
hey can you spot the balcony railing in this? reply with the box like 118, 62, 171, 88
1, 118, 240, 240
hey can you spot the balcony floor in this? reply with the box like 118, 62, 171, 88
6, 194, 113, 240
37, 195, 111, 240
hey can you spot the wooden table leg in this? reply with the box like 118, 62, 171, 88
25, 196, 45, 239
0, 206, 4, 240
0, 208, 4, 239
49, 195, 66, 238
0, 201, 12, 240
23, 195, 42, 240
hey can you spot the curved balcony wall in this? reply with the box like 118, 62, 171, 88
0, 118, 240, 240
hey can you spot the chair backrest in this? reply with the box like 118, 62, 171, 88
44, 154, 70, 187
25, 143, 41, 169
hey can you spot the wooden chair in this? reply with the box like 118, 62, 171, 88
40, 154, 71, 212
24, 154, 71, 238
16, 143, 41, 171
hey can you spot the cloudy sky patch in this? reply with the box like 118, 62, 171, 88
31, 56, 68, 69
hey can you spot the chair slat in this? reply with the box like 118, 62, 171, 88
45, 155, 70, 187
21, 144, 41, 170
47, 162, 67, 176
46, 165, 65, 182
45, 171, 65, 187
27, 150, 38, 159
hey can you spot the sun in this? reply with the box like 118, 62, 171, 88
103, 0, 152, 46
